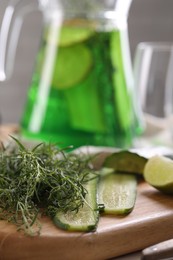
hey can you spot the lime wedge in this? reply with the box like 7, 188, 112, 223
144, 155, 173, 194
52, 44, 93, 89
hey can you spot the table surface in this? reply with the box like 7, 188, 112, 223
1, 125, 173, 260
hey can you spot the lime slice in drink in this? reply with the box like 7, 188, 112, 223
59, 26, 95, 47
144, 155, 173, 194
52, 44, 93, 89
45, 22, 95, 47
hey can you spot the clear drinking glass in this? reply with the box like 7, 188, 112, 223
134, 42, 173, 129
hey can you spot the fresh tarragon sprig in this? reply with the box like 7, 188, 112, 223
0, 136, 97, 236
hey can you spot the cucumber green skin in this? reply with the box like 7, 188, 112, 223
103, 150, 147, 175
53, 219, 71, 231
53, 175, 99, 232
101, 206, 135, 215
53, 217, 98, 232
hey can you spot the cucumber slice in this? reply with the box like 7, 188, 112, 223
52, 44, 93, 89
53, 175, 99, 231
98, 172, 137, 214
103, 151, 147, 175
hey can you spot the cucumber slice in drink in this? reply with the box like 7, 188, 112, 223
103, 151, 147, 175
98, 172, 137, 214
110, 31, 132, 132
53, 175, 99, 231
144, 155, 173, 194
52, 44, 93, 89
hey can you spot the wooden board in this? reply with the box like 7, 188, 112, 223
1, 182, 173, 260
1, 126, 173, 259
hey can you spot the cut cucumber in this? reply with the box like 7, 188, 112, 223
53, 175, 99, 231
103, 150, 147, 175
98, 172, 137, 214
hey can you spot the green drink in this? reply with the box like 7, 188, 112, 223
21, 19, 142, 149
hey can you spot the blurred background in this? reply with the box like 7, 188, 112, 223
0, 0, 173, 124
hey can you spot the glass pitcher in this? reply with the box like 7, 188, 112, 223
0, 0, 143, 149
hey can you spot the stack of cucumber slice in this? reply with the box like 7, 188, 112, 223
54, 151, 147, 232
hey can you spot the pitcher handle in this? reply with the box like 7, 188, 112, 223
0, 0, 63, 81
